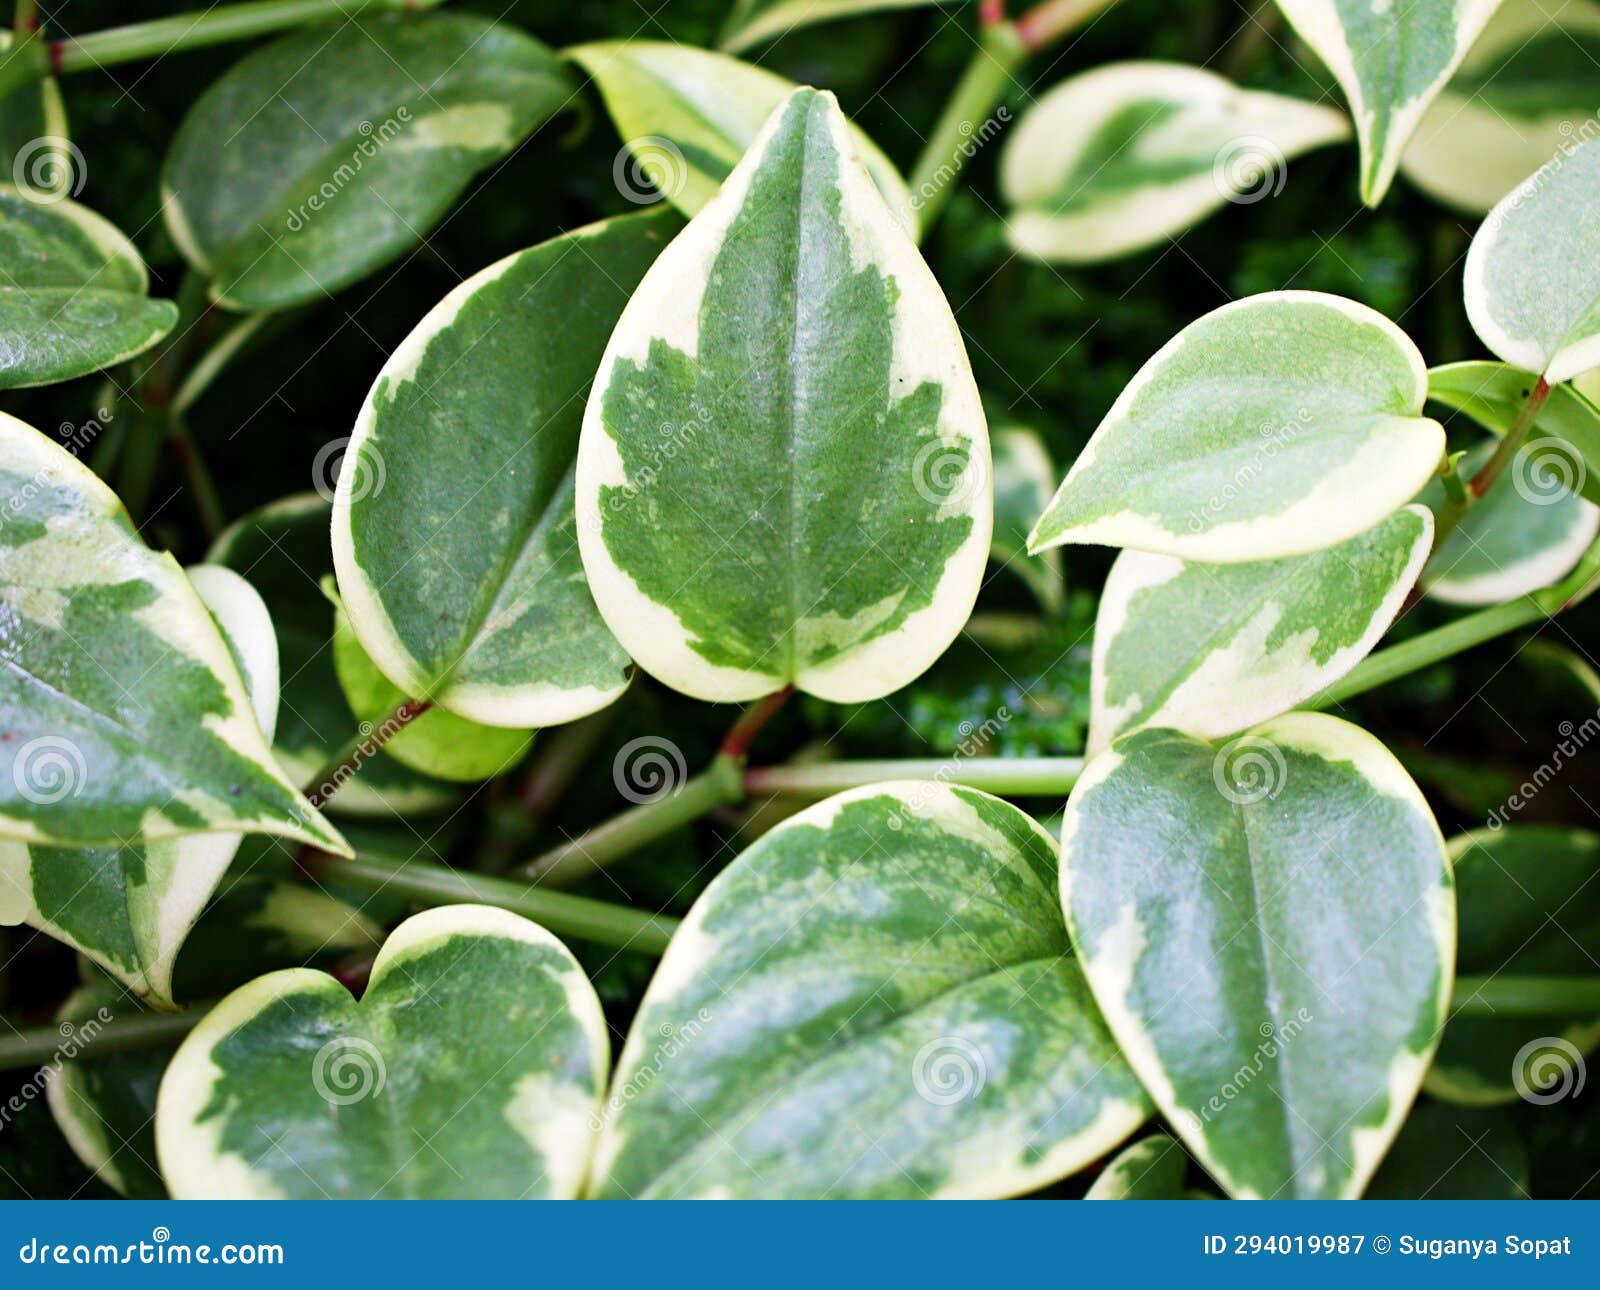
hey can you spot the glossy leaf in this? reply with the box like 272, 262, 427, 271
0, 185, 176, 389
1084, 1133, 1188, 1200
577, 89, 990, 703
1401, 0, 1600, 213
1062, 712, 1453, 1198
162, 14, 574, 310
720, 0, 944, 52
1464, 135, 1600, 383
1089, 505, 1432, 754
0, 413, 346, 854
592, 782, 1150, 1199
570, 42, 914, 235
1428, 827, 1600, 1105
1001, 62, 1348, 264
1275, 0, 1502, 205
1028, 292, 1442, 562
156, 905, 607, 1199
332, 214, 669, 730
990, 425, 1064, 613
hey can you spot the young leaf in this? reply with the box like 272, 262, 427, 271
1001, 62, 1348, 264
578, 88, 991, 703
1427, 827, 1600, 1105
1464, 135, 1600, 383
719, 0, 943, 52
0, 564, 289, 1008
990, 425, 1064, 613
1061, 712, 1453, 1198
332, 213, 671, 731
0, 414, 346, 854
1400, 0, 1600, 213
155, 905, 608, 1199
591, 782, 1150, 1199
1275, 0, 1502, 205
1084, 1133, 1189, 1200
1419, 440, 1599, 606
571, 42, 914, 234
1365, 1102, 1529, 1199
0, 185, 177, 390
1028, 292, 1442, 563
161, 13, 574, 310
1089, 504, 1432, 754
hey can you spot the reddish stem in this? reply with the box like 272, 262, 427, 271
718, 686, 794, 762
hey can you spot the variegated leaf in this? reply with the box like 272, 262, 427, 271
1001, 62, 1348, 264
1464, 134, 1600, 383
155, 905, 607, 1199
0, 34, 70, 200
577, 88, 990, 703
592, 782, 1150, 1199
332, 214, 669, 731
0, 413, 346, 854
1028, 292, 1442, 563
1085, 1133, 1188, 1200
990, 424, 1064, 613
1062, 713, 1453, 1198
0, 184, 176, 390
1428, 827, 1600, 1105
571, 42, 914, 234
1275, 0, 1503, 205
1089, 504, 1432, 755
720, 0, 948, 52
161, 14, 574, 310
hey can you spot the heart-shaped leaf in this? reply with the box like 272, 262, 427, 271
1400, 0, 1600, 214
0, 414, 345, 854
990, 424, 1064, 614
1085, 1133, 1189, 1200
1001, 62, 1348, 264
0, 185, 177, 390
1089, 504, 1432, 754
332, 213, 672, 731
571, 42, 914, 235
578, 88, 991, 703
591, 781, 1150, 1199
1275, 0, 1502, 205
155, 905, 607, 1199
1464, 134, 1600, 384
1029, 291, 1442, 563
1062, 712, 1453, 1198
1428, 827, 1600, 1105
719, 0, 944, 52
161, 13, 574, 311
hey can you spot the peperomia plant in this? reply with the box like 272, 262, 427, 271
2, 0, 1600, 1205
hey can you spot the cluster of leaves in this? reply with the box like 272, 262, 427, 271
3, 0, 1600, 1202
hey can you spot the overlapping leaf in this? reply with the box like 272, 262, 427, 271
990, 425, 1064, 613
0, 33, 70, 200
719, 0, 946, 52
1085, 1133, 1189, 1200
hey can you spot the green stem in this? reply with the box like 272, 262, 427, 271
303, 697, 433, 808
1451, 974, 1600, 1017
305, 851, 679, 954
13, 0, 37, 35
1433, 375, 1552, 549
1012, 0, 1120, 51
0, 1008, 205, 1072
166, 410, 227, 540
746, 756, 1084, 799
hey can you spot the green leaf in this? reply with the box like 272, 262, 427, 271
1028, 291, 1442, 562
719, 0, 947, 52
1400, 0, 1600, 213
570, 42, 914, 235
1084, 1133, 1189, 1199
209, 495, 456, 817
161, 14, 574, 311
592, 782, 1150, 1199
0, 185, 177, 390
155, 905, 607, 1199
1275, 0, 1503, 205
0, 33, 70, 199
578, 88, 990, 703
1001, 62, 1348, 264
0, 414, 346, 854
1428, 360, 1600, 506
1062, 712, 1453, 1198
989, 424, 1064, 613
1365, 1101, 1529, 1199
1089, 505, 1432, 755
332, 214, 671, 730
1427, 827, 1600, 1106
1464, 134, 1600, 383
1418, 440, 1598, 606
